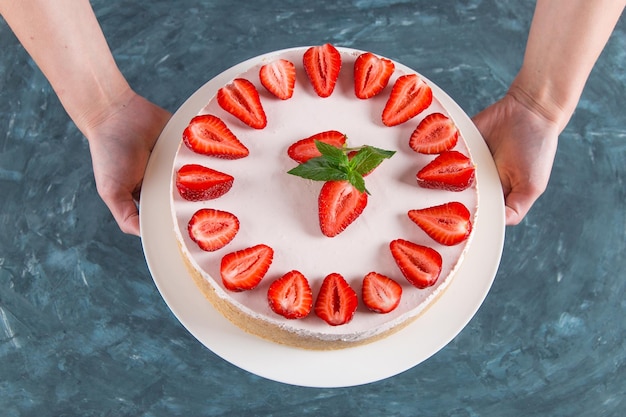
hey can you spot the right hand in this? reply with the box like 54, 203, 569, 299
472, 91, 561, 225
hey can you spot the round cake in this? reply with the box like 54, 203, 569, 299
170, 45, 478, 350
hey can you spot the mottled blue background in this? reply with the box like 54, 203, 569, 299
1, 1, 625, 416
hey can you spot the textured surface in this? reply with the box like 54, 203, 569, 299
1, 1, 625, 416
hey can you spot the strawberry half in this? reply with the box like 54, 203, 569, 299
217, 78, 267, 129
390, 239, 442, 289
409, 112, 459, 154
303, 43, 342, 98
314, 273, 358, 326
182, 114, 249, 159
259, 59, 296, 100
382, 74, 433, 127
287, 130, 347, 164
187, 208, 239, 252
175, 164, 234, 201
318, 180, 368, 237
353, 52, 395, 99
220, 244, 274, 291
362, 272, 402, 314
408, 202, 473, 246
416, 150, 476, 191
267, 270, 313, 319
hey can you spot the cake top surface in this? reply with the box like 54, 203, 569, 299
170, 47, 478, 339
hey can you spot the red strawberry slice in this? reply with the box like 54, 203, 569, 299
314, 273, 358, 326
287, 130, 347, 163
303, 43, 342, 98
217, 78, 267, 129
353, 52, 395, 99
362, 272, 402, 314
187, 208, 239, 252
408, 202, 473, 246
318, 180, 368, 237
220, 244, 274, 291
416, 150, 476, 191
259, 59, 296, 100
382, 74, 433, 127
175, 164, 234, 201
182, 114, 249, 159
267, 270, 313, 319
409, 112, 459, 154
390, 239, 442, 289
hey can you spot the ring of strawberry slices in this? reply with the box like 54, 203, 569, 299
171, 45, 478, 349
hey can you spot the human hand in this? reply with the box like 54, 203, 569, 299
472, 91, 560, 225
85, 91, 171, 236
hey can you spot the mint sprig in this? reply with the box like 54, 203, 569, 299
287, 140, 395, 194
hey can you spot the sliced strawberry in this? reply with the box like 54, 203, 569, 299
314, 273, 358, 326
287, 130, 347, 163
389, 239, 442, 289
187, 208, 239, 252
318, 180, 368, 237
408, 202, 473, 246
182, 114, 249, 159
409, 112, 459, 154
220, 244, 274, 291
175, 164, 234, 201
382, 74, 433, 127
303, 43, 342, 98
362, 272, 402, 314
353, 52, 395, 99
267, 270, 313, 319
259, 59, 296, 100
416, 150, 476, 191
217, 78, 267, 129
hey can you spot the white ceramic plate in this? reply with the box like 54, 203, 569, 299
140, 47, 505, 388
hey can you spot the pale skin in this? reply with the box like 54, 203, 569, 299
473, 0, 626, 224
0, 0, 171, 235
1, 0, 624, 234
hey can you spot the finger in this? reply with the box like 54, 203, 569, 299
106, 196, 141, 236
503, 189, 538, 226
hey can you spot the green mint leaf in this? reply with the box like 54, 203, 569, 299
347, 169, 368, 194
315, 140, 349, 167
369, 146, 396, 159
287, 157, 348, 181
288, 140, 394, 196
348, 146, 396, 176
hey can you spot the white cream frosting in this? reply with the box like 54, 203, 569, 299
170, 48, 478, 343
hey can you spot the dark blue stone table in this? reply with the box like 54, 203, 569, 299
1, 1, 624, 415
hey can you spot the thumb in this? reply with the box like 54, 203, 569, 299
106, 195, 141, 236
503, 188, 540, 226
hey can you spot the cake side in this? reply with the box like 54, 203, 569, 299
177, 237, 472, 350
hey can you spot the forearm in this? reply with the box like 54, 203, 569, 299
511, 0, 625, 131
0, 0, 131, 137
